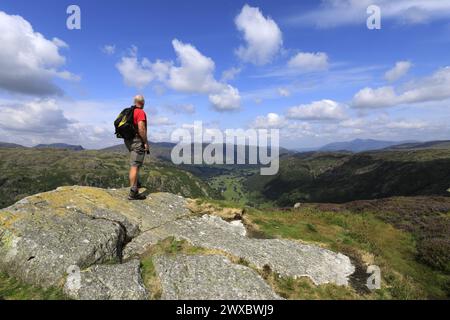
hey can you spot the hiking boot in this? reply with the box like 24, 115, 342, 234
128, 189, 146, 200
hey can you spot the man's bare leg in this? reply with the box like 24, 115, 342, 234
129, 166, 139, 189
128, 166, 146, 200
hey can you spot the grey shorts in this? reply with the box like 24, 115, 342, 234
124, 137, 146, 167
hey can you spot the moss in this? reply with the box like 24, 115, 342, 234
243, 207, 449, 299
0, 272, 66, 300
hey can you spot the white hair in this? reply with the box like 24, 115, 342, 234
134, 95, 145, 104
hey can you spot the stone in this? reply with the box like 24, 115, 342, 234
0, 186, 190, 288
154, 254, 282, 300
0, 186, 356, 299
155, 215, 355, 285
64, 259, 148, 300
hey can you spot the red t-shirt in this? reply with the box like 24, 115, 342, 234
133, 108, 147, 129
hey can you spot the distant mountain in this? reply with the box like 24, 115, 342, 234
319, 139, 416, 153
34, 143, 84, 151
0, 142, 26, 148
386, 140, 450, 150
101, 141, 175, 161
101, 142, 293, 163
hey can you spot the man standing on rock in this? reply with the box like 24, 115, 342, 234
125, 95, 150, 200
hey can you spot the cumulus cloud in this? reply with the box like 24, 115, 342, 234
116, 46, 171, 89
208, 85, 241, 111
385, 61, 412, 82
116, 40, 241, 112
353, 66, 450, 108
0, 99, 129, 148
251, 113, 286, 129
0, 11, 77, 96
288, 52, 329, 72
168, 39, 222, 93
235, 4, 283, 65
286, 99, 347, 120
0, 99, 71, 133
288, 0, 450, 28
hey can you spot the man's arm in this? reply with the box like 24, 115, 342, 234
137, 121, 149, 152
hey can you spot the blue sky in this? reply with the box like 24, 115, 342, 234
0, 0, 449, 149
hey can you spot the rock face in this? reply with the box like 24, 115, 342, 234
154, 254, 282, 300
134, 215, 354, 285
0, 186, 355, 300
64, 259, 148, 300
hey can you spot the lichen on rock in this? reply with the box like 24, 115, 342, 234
0, 186, 356, 299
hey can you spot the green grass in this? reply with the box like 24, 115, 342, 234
0, 148, 216, 208
139, 237, 219, 299
245, 207, 449, 299
208, 174, 249, 205
0, 272, 65, 300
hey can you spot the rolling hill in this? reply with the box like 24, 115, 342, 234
33, 143, 85, 151
0, 142, 25, 148
0, 148, 217, 208
244, 149, 450, 205
318, 139, 416, 152
386, 140, 450, 150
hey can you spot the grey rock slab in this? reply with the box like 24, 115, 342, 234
122, 229, 168, 260
154, 254, 282, 300
64, 259, 148, 300
0, 187, 191, 288
156, 215, 355, 286
0, 210, 125, 288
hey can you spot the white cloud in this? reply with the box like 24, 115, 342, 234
168, 39, 221, 93
352, 86, 398, 108
288, 52, 329, 72
0, 99, 71, 133
116, 40, 241, 112
116, 46, 171, 89
251, 113, 286, 129
102, 44, 116, 55
0, 99, 122, 149
278, 88, 291, 97
286, 99, 347, 120
52, 38, 68, 49
235, 4, 283, 65
208, 85, 241, 111
221, 67, 241, 82
288, 0, 450, 28
353, 66, 450, 108
385, 61, 412, 82
0, 11, 77, 96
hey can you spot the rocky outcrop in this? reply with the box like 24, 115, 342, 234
154, 254, 282, 300
64, 259, 148, 300
0, 186, 355, 300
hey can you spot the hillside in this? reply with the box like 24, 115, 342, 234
319, 139, 415, 153
244, 149, 450, 205
0, 142, 25, 148
0, 148, 216, 208
101, 142, 175, 162
0, 186, 448, 300
386, 140, 450, 150
34, 143, 85, 151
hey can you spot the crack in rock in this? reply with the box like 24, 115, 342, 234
0, 186, 356, 298
154, 254, 282, 300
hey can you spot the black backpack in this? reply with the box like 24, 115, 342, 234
114, 106, 136, 139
